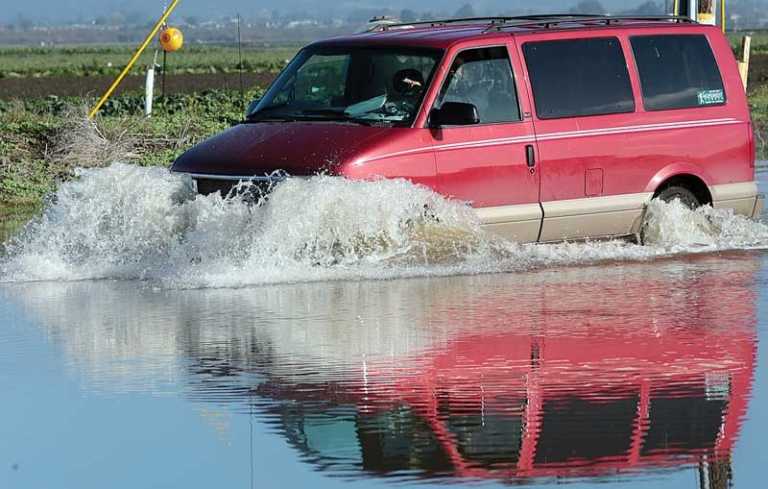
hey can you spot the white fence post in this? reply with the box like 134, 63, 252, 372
145, 66, 155, 117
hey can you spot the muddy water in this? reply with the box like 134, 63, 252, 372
1, 167, 768, 488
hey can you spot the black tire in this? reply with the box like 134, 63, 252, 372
655, 185, 701, 209
639, 185, 701, 245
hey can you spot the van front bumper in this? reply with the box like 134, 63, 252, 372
174, 171, 289, 196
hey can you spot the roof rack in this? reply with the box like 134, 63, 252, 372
490, 14, 695, 31
367, 14, 694, 33
367, 16, 523, 32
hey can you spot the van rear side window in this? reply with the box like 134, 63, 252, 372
523, 37, 635, 119
631, 35, 726, 111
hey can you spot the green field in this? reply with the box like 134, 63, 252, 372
0, 44, 297, 78
1, 43, 280, 208
729, 31, 768, 52
731, 33, 768, 163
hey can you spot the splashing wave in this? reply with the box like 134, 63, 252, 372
1, 163, 767, 288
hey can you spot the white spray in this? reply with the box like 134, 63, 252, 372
1, 163, 767, 288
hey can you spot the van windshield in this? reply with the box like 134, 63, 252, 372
247, 46, 443, 126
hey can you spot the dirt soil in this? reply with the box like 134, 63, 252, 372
0, 72, 277, 100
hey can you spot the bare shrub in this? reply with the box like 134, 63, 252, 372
48, 106, 140, 169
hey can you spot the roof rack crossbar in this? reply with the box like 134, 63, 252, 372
499, 14, 619, 21
495, 14, 695, 31
368, 14, 695, 34
545, 15, 694, 28
368, 16, 524, 32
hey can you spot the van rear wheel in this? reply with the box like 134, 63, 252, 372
655, 185, 700, 209
639, 185, 701, 245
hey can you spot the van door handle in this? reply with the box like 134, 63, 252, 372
526, 145, 536, 167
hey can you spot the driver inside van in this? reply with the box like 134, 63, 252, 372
393, 68, 425, 97
381, 68, 426, 117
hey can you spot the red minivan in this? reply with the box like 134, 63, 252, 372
171, 15, 764, 243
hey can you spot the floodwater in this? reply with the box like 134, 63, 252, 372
1, 165, 768, 488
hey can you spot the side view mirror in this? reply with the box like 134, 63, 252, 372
430, 102, 480, 127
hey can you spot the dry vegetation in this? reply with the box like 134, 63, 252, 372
49, 108, 140, 167
0, 88, 262, 207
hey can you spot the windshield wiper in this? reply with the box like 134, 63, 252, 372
299, 110, 389, 127
244, 103, 293, 122
243, 115, 301, 123
246, 113, 372, 125
301, 109, 347, 117
244, 109, 387, 127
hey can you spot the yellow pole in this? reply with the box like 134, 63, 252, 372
721, 0, 726, 33
739, 35, 751, 91
88, 0, 181, 119
673, 0, 679, 16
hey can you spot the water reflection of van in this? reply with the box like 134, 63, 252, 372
243, 257, 757, 485
172, 15, 762, 243
8, 256, 758, 486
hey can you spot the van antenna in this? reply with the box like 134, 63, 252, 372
237, 14, 245, 115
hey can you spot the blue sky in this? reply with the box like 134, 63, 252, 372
3, 0, 665, 23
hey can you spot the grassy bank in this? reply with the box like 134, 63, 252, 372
749, 85, 768, 156
0, 203, 38, 242
0, 89, 262, 207
1, 44, 277, 208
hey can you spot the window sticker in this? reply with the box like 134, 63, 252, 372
697, 89, 725, 105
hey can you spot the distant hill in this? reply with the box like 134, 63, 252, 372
4, 0, 766, 27
2, 0, 675, 24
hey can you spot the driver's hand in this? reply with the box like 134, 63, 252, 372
402, 77, 422, 89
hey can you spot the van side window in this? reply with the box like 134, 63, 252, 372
523, 38, 635, 119
630, 35, 726, 111
436, 47, 521, 124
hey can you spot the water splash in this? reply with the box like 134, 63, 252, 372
1, 163, 767, 288
643, 197, 768, 249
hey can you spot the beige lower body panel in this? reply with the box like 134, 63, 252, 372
475, 204, 542, 243
475, 194, 651, 244
538, 193, 652, 242
475, 181, 762, 244
711, 182, 762, 217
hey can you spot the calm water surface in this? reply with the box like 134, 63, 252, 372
2, 170, 768, 488
1, 255, 766, 488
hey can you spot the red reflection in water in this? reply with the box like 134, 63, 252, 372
258, 256, 758, 485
